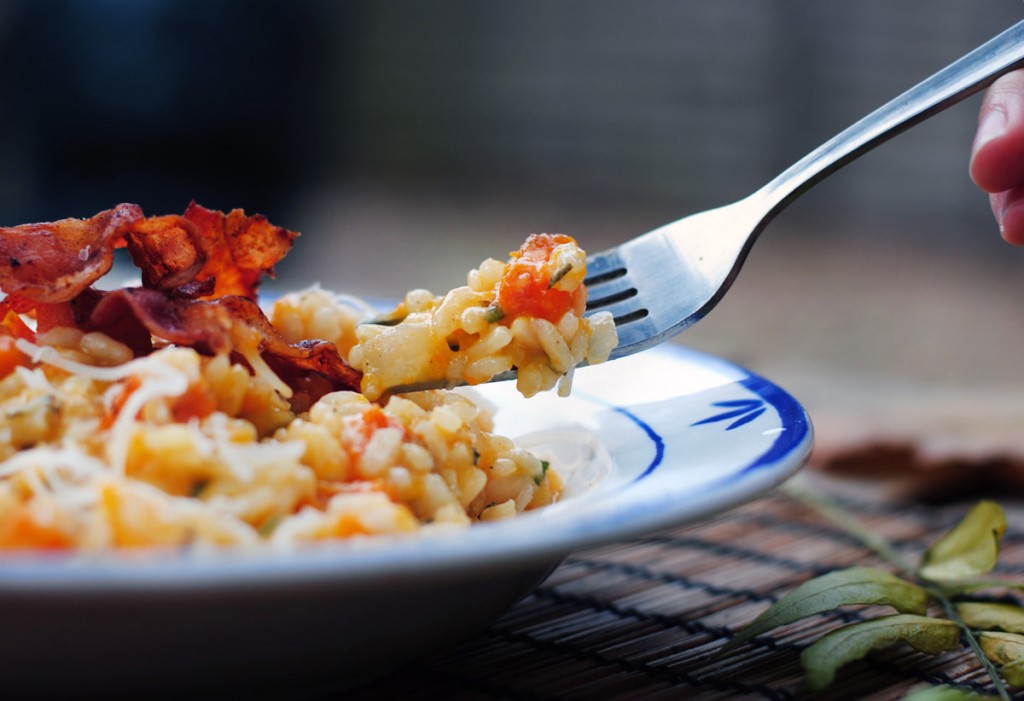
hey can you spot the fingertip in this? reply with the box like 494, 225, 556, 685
970, 120, 1024, 193
998, 195, 1024, 246
970, 143, 1001, 193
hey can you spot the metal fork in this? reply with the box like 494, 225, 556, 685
587, 19, 1024, 360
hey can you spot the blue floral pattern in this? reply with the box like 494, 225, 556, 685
691, 399, 767, 430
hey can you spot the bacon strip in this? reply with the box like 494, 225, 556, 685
86, 288, 361, 392
0, 204, 143, 304
122, 203, 299, 301
1, 203, 347, 399
0, 202, 298, 308
123, 214, 205, 291
182, 202, 298, 300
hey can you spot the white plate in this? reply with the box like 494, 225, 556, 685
0, 344, 812, 695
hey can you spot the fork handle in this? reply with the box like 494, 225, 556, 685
758, 19, 1024, 214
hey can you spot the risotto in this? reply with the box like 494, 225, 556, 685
0, 204, 616, 551
348, 234, 617, 399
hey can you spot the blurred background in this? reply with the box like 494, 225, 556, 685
1, 1, 1023, 418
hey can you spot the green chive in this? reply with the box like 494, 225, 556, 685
361, 313, 408, 327
533, 460, 551, 486
259, 515, 282, 537
548, 263, 572, 288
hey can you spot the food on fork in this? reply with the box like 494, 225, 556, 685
0, 204, 616, 551
348, 233, 617, 399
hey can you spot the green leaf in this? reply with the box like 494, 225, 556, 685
998, 658, 1024, 688
919, 501, 1006, 582
957, 603, 1024, 634
802, 614, 960, 692
978, 632, 1024, 665
721, 567, 929, 653
978, 632, 1024, 687
902, 684, 995, 700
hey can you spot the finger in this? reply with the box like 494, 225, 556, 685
991, 187, 1024, 245
970, 70, 1024, 193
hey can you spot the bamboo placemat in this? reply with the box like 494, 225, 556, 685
343, 478, 1024, 700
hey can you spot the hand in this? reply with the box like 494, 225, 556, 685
970, 70, 1024, 245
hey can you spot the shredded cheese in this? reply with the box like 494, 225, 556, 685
14, 366, 56, 393
237, 343, 293, 399
14, 339, 191, 474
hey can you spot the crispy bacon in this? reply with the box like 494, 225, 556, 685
86, 288, 361, 393
0, 204, 143, 304
181, 201, 298, 300
122, 203, 299, 300
0, 202, 297, 308
1, 202, 346, 401
263, 338, 365, 394
123, 214, 206, 291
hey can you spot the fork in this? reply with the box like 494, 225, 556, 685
586, 19, 1024, 360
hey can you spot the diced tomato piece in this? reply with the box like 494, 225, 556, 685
497, 233, 578, 324
102, 375, 143, 428
343, 405, 403, 461
0, 335, 29, 379
0, 307, 34, 341
170, 381, 219, 422
331, 513, 369, 538
0, 505, 74, 550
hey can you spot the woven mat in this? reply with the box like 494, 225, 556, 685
343, 477, 1024, 700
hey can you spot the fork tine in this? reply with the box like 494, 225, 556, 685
583, 246, 658, 354
585, 253, 627, 291
583, 248, 635, 311
583, 248, 626, 285
584, 249, 649, 322
587, 220, 733, 360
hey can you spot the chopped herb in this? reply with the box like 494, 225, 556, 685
259, 514, 282, 537
189, 479, 210, 498
548, 263, 573, 288
361, 313, 408, 327
483, 305, 505, 323
533, 460, 550, 485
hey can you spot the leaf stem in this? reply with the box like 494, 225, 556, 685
779, 480, 916, 575
932, 594, 1011, 701
779, 479, 1012, 699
